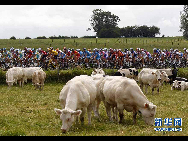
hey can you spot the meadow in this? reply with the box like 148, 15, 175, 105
0, 81, 188, 136
1, 37, 188, 53
1, 37, 188, 136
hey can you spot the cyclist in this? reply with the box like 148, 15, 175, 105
82, 48, 91, 66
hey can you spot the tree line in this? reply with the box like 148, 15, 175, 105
89, 9, 160, 38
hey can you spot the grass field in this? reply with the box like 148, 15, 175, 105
1, 37, 188, 53
0, 82, 188, 136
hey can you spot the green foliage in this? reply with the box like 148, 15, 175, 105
90, 9, 121, 37
177, 67, 188, 79
10, 36, 16, 40
180, 5, 188, 40
120, 25, 160, 38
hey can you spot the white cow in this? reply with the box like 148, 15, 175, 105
91, 68, 105, 76
180, 81, 188, 91
138, 68, 162, 94
160, 71, 170, 85
32, 69, 46, 90
22, 67, 42, 85
6, 67, 24, 87
100, 76, 157, 125
54, 75, 97, 133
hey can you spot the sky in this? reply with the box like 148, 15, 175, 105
0, 5, 184, 39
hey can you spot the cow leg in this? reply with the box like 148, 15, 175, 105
18, 80, 21, 87
104, 102, 112, 121
157, 87, 159, 94
117, 104, 124, 123
80, 108, 86, 125
93, 98, 101, 118
145, 85, 148, 94
140, 83, 143, 91
152, 87, 154, 95
133, 109, 137, 124
113, 107, 118, 122
87, 104, 93, 125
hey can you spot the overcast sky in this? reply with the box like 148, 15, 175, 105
0, 5, 184, 39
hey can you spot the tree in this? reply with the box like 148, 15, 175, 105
98, 27, 120, 38
180, 5, 188, 39
89, 9, 120, 37
10, 36, 16, 40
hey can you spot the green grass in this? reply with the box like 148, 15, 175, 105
0, 82, 188, 136
1, 37, 188, 53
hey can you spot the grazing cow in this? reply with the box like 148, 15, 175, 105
32, 69, 46, 90
171, 80, 181, 90
100, 76, 157, 125
114, 68, 138, 80
22, 67, 42, 85
180, 81, 188, 91
138, 68, 161, 94
54, 75, 96, 133
171, 80, 188, 91
6, 67, 24, 87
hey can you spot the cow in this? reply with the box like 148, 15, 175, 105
54, 75, 97, 133
138, 68, 161, 94
160, 71, 170, 85
22, 67, 42, 85
171, 80, 188, 91
6, 67, 24, 87
180, 81, 188, 91
32, 69, 46, 90
100, 76, 157, 125
91, 68, 105, 76
171, 80, 181, 90
113, 68, 138, 80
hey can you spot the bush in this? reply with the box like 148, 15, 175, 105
177, 68, 188, 79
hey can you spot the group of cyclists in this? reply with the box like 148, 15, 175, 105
0, 46, 188, 70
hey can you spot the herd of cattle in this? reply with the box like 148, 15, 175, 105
5, 66, 188, 133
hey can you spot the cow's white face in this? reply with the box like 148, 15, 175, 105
161, 71, 170, 82
54, 108, 82, 133
92, 68, 105, 75
140, 103, 157, 126
152, 71, 161, 81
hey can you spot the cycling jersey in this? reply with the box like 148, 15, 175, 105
51, 50, 58, 56
83, 50, 91, 58
94, 51, 100, 60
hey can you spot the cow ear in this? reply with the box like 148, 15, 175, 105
71, 110, 82, 116
144, 103, 149, 108
152, 72, 155, 75
54, 108, 62, 115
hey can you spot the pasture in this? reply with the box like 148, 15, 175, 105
0, 82, 188, 136
1, 37, 188, 53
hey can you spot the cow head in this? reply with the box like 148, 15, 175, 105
160, 71, 170, 82
152, 70, 161, 81
140, 103, 157, 126
54, 108, 82, 133
172, 80, 181, 89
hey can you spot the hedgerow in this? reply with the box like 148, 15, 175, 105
0, 68, 117, 84
1, 68, 188, 85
